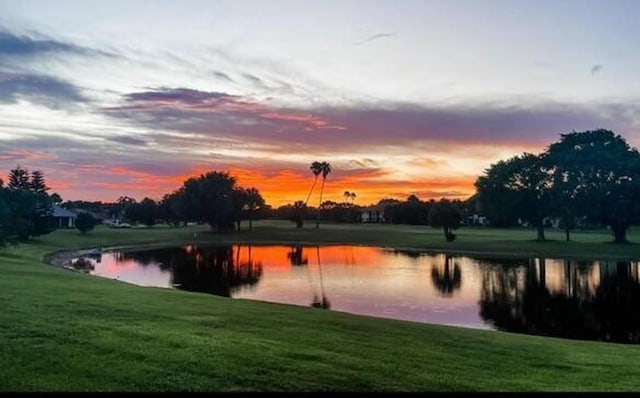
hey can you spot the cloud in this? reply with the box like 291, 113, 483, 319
104, 88, 640, 155
0, 30, 114, 58
591, 64, 603, 75
0, 72, 85, 107
354, 32, 395, 45
105, 87, 345, 132
105, 136, 149, 146
213, 71, 233, 82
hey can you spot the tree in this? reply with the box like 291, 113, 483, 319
75, 212, 97, 234
545, 129, 640, 243
314, 161, 332, 229
291, 200, 306, 228
180, 171, 236, 231
8, 166, 30, 190
30, 170, 48, 193
50, 193, 63, 204
244, 187, 265, 231
160, 190, 185, 227
131, 198, 159, 228
306, 161, 323, 206
428, 199, 461, 242
475, 153, 552, 240
115, 196, 136, 221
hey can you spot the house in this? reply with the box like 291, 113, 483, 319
360, 205, 386, 223
466, 214, 488, 226
51, 205, 77, 229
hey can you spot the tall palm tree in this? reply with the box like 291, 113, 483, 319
305, 161, 323, 206
343, 191, 351, 203
315, 161, 332, 229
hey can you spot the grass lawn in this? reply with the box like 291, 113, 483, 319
2, 220, 640, 391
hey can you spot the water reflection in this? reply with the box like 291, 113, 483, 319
479, 259, 640, 343
431, 255, 462, 296
80, 244, 640, 343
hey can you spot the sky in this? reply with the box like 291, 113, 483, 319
0, 0, 639, 206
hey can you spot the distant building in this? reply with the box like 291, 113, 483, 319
360, 205, 386, 223
466, 214, 488, 226
51, 205, 77, 229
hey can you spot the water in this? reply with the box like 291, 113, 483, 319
74, 244, 640, 344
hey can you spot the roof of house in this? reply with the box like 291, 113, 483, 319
52, 205, 77, 218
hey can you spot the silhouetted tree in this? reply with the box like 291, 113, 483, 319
475, 153, 552, 240
545, 129, 640, 243
292, 200, 306, 228
428, 199, 461, 242
8, 166, 30, 190
314, 161, 332, 229
29, 170, 48, 193
128, 197, 159, 227
75, 212, 97, 234
244, 187, 265, 231
306, 161, 322, 206
159, 190, 185, 227
181, 171, 236, 231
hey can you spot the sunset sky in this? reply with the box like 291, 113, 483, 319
0, 0, 639, 206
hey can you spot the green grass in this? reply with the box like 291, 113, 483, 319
2, 221, 640, 391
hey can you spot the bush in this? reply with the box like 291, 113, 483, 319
75, 212, 96, 234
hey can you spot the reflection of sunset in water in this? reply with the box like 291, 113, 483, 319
78, 245, 640, 342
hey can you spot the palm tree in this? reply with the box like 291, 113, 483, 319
343, 191, 351, 203
315, 161, 332, 229
349, 191, 356, 204
306, 161, 323, 206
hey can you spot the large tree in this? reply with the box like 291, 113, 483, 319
545, 129, 640, 243
475, 153, 552, 240
181, 171, 236, 231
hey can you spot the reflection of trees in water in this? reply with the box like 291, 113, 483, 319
479, 258, 640, 343
115, 248, 187, 271
310, 246, 331, 309
172, 245, 263, 297
430, 255, 462, 296
287, 245, 308, 266
121, 245, 263, 297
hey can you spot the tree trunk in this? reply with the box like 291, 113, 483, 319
305, 177, 318, 206
563, 208, 570, 242
612, 224, 628, 243
536, 220, 546, 241
316, 178, 326, 229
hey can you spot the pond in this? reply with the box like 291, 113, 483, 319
72, 244, 640, 344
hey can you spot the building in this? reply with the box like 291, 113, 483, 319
51, 205, 77, 229
360, 205, 386, 223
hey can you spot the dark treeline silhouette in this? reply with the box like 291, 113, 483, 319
476, 129, 640, 243
62, 171, 270, 233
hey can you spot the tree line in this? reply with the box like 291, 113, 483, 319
475, 129, 640, 243
71, 171, 268, 233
